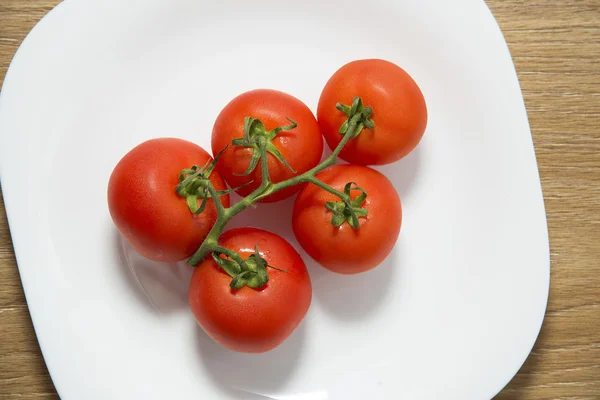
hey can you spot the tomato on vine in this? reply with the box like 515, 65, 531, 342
189, 228, 312, 353
108, 138, 230, 262
318, 59, 427, 165
108, 57, 422, 354
211, 89, 323, 203
292, 165, 402, 274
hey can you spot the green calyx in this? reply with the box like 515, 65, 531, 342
232, 116, 298, 176
212, 246, 286, 290
325, 182, 368, 229
336, 97, 375, 138
176, 147, 238, 214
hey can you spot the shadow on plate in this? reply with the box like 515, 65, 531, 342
113, 229, 192, 315
305, 146, 419, 321
311, 240, 400, 321
194, 321, 306, 398
374, 144, 422, 200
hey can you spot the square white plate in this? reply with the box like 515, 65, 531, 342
0, 0, 549, 399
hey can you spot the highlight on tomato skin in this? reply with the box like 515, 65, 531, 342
107, 138, 230, 263
317, 58, 428, 166
292, 164, 402, 275
211, 89, 323, 203
189, 227, 312, 353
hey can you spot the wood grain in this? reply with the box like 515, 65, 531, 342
1, 0, 599, 399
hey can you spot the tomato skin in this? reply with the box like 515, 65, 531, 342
211, 89, 323, 202
292, 165, 401, 274
189, 228, 312, 353
108, 138, 230, 263
317, 59, 427, 165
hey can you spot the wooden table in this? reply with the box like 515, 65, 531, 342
1, 1, 598, 398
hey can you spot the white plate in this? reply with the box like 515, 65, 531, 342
0, 0, 549, 399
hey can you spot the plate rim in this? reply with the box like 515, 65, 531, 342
0, 0, 551, 398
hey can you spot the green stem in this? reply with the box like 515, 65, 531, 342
205, 182, 226, 218
252, 112, 361, 202
211, 245, 246, 266
187, 217, 228, 266
186, 99, 372, 267
306, 177, 350, 203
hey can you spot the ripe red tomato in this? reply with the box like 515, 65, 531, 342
292, 165, 401, 274
189, 228, 312, 353
317, 59, 427, 165
108, 138, 230, 262
211, 89, 323, 202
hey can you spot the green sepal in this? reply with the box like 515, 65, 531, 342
230, 116, 298, 177
244, 264, 269, 289
187, 195, 209, 215
211, 246, 277, 290
230, 271, 252, 290
345, 182, 367, 207
212, 252, 242, 277
216, 180, 255, 196
235, 144, 261, 176
242, 246, 270, 288
336, 97, 375, 138
205, 145, 227, 177
195, 195, 209, 215
175, 147, 227, 214
324, 182, 369, 229
266, 142, 296, 173
325, 201, 346, 227
267, 117, 297, 139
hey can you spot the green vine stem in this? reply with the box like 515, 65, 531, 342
181, 97, 374, 288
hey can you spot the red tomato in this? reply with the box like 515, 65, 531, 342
317, 59, 427, 165
292, 165, 401, 274
189, 228, 312, 353
211, 89, 323, 202
108, 138, 230, 262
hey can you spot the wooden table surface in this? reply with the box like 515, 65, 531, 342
1, 1, 599, 399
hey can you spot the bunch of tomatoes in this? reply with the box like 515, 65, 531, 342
108, 59, 427, 353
